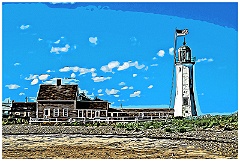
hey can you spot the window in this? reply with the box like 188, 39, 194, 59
63, 108, 68, 117
185, 111, 188, 113
44, 109, 50, 116
87, 110, 91, 118
96, 111, 100, 117
78, 110, 82, 118
183, 97, 188, 105
53, 108, 59, 117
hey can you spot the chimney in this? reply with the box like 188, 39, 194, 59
57, 79, 62, 86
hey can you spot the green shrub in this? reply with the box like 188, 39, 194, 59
179, 127, 186, 133
165, 127, 172, 133
16, 118, 22, 124
208, 121, 218, 128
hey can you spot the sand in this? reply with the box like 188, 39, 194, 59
2, 134, 235, 159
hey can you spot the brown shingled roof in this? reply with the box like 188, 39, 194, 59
37, 85, 78, 100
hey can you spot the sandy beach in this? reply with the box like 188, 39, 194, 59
2, 134, 232, 159
2, 125, 238, 159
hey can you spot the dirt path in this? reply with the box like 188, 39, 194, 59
2, 134, 234, 159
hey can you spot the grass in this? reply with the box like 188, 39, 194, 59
114, 113, 238, 132
2, 113, 238, 133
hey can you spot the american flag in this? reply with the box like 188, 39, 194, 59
176, 29, 189, 37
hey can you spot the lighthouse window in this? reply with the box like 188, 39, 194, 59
179, 67, 181, 72
183, 97, 188, 105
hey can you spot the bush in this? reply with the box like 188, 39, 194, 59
16, 118, 22, 124
165, 127, 172, 133
208, 121, 218, 128
179, 127, 186, 133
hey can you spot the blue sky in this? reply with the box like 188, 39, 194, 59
2, 2, 238, 115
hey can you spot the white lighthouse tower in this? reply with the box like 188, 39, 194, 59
173, 37, 198, 117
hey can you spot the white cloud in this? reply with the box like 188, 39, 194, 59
121, 86, 128, 90
25, 74, 38, 80
119, 82, 125, 86
130, 36, 137, 42
24, 88, 28, 90
117, 61, 145, 71
59, 66, 96, 76
208, 58, 214, 62
5, 84, 20, 89
145, 66, 148, 71
157, 50, 165, 57
196, 58, 213, 63
118, 62, 130, 71
169, 47, 174, 55
74, 45, 77, 49
19, 92, 25, 96
38, 38, 43, 41
20, 25, 30, 30
92, 73, 97, 77
43, 78, 79, 85
71, 73, 76, 78
153, 57, 157, 60
144, 77, 149, 80
50, 44, 70, 54
14, 63, 20, 66
31, 79, 38, 85
151, 64, 158, 67
54, 39, 60, 44
148, 85, 153, 89
133, 74, 137, 77
29, 97, 36, 101
2, 97, 11, 103
130, 91, 141, 97
129, 86, 134, 90
99, 94, 104, 96
114, 95, 120, 98
46, 70, 55, 73
131, 61, 145, 69
89, 37, 98, 45
196, 58, 207, 63
105, 88, 119, 95
59, 66, 71, 72
39, 74, 50, 81
98, 89, 102, 93
72, 66, 79, 72
79, 67, 96, 75
92, 76, 111, 82
62, 78, 79, 85
101, 61, 120, 73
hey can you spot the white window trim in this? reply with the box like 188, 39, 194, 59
44, 109, 50, 117
96, 110, 100, 117
53, 108, 59, 117
78, 110, 83, 118
63, 108, 68, 117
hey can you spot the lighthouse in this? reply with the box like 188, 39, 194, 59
173, 36, 198, 117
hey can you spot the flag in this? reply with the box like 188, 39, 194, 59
176, 29, 189, 37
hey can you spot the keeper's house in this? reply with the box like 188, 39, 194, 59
32, 79, 110, 122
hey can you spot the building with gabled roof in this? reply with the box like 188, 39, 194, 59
36, 79, 79, 121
